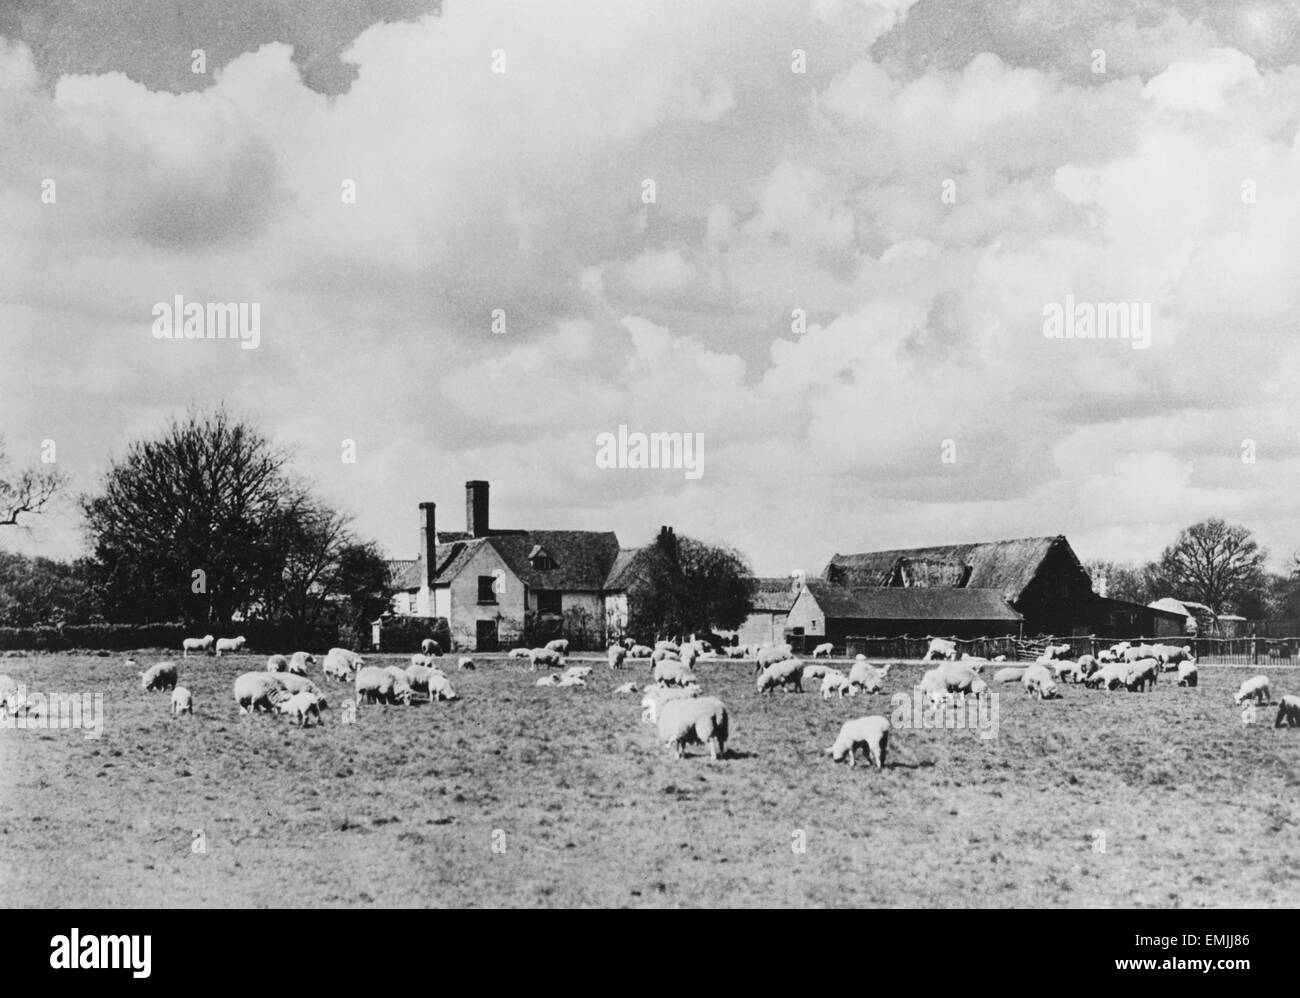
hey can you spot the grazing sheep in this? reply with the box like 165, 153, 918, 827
508, 647, 531, 660
405, 664, 446, 694
654, 660, 699, 688
640, 684, 702, 724
1274, 695, 1300, 728
725, 645, 748, 659
1051, 660, 1083, 684
170, 687, 193, 716
1234, 675, 1271, 707
1152, 644, 1194, 670
993, 667, 1026, 683
917, 668, 954, 708
528, 648, 565, 672
1124, 658, 1160, 692
355, 666, 411, 706
1076, 654, 1100, 678
546, 639, 570, 655
935, 662, 985, 698
323, 648, 363, 680
821, 672, 851, 699
1021, 663, 1059, 700
812, 642, 834, 658
275, 673, 327, 707
608, 645, 628, 670
827, 716, 890, 770
1087, 661, 1129, 691
757, 657, 805, 694
754, 644, 794, 674
427, 674, 458, 701
275, 690, 323, 727
1122, 643, 1159, 663
140, 661, 179, 693
801, 663, 836, 681
287, 651, 314, 675
0, 675, 19, 714
848, 660, 887, 695
182, 635, 215, 657
383, 666, 415, 703
458, 656, 475, 671
266, 654, 290, 673
614, 682, 639, 695
233, 673, 289, 714
421, 638, 443, 657
657, 696, 729, 760
1177, 660, 1199, 687
215, 636, 246, 657
627, 644, 653, 659
923, 638, 957, 661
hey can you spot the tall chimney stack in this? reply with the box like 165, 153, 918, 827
419, 502, 437, 589
466, 480, 490, 538
657, 525, 678, 562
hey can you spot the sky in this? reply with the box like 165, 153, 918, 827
3, 0, 1300, 577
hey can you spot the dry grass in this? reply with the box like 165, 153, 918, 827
0, 652, 1297, 908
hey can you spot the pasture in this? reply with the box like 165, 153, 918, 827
0, 651, 1297, 907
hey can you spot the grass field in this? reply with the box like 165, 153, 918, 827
1, 651, 1297, 908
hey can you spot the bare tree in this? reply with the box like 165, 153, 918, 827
1156, 518, 1267, 615
0, 437, 69, 527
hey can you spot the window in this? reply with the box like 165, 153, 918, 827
531, 554, 556, 571
536, 590, 562, 615
477, 576, 498, 604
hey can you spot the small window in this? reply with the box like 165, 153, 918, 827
531, 554, 556, 571
478, 576, 498, 604
537, 590, 562, 615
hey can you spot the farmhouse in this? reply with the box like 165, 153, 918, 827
787, 582, 1023, 643
722, 577, 800, 647
387, 481, 666, 651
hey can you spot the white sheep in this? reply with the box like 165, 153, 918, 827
1233, 675, 1271, 706
651, 647, 680, 664
215, 636, 246, 657
757, 658, 804, 694
1041, 642, 1072, 660
918, 668, 951, 708
170, 687, 193, 716
621, 637, 636, 650
182, 634, 215, 657
1122, 643, 1159, 663
627, 644, 653, 659
1274, 695, 1300, 728
557, 675, 586, 688
848, 660, 888, 694
654, 659, 698, 688
934, 661, 984, 698
827, 716, 890, 770
275, 690, 323, 727
536, 675, 562, 687
992, 667, 1026, 683
546, 639, 570, 655
679, 645, 699, 669
405, 663, 445, 694
266, 654, 290, 673
287, 651, 314, 675
654, 640, 680, 653
233, 673, 289, 714
801, 663, 835, 681
754, 644, 794, 675
1177, 660, 1198, 687
276, 673, 326, 705
821, 672, 851, 699
614, 682, 639, 695
657, 696, 729, 760
355, 666, 411, 706
140, 661, 179, 692
922, 638, 957, 661
323, 648, 363, 680
640, 684, 701, 724
1051, 659, 1083, 684
725, 645, 748, 659
992, 654, 1006, 662
421, 638, 443, 657
1124, 657, 1160, 692
427, 674, 458, 701
1075, 654, 1100, 678
563, 665, 592, 680
528, 648, 565, 672
383, 666, 415, 702
812, 642, 834, 658
608, 645, 628, 670
1152, 644, 1194, 670
1021, 663, 1059, 700
508, 647, 531, 660
1086, 661, 1129, 691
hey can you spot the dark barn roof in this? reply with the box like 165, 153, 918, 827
804, 582, 1022, 622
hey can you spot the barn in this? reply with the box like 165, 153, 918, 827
786, 582, 1023, 643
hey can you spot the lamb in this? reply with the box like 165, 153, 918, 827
992, 667, 1026, 683
757, 657, 804, 694
1274, 695, 1300, 728
640, 684, 702, 724
1124, 657, 1160, 692
614, 682, 639, 695
266, 655, 290, 673
215, 636, 246, 657
563, 665, 593, 680
287, 651, 315, 675
1177, 660, 1199, 687
182, 634, 215, 657
421, 638, 443, 657
322, 648, 363, 680
848, 660, 887, 695
657, 696, 729, 760
528, 648, 565, 672
139, 661, 179, 692
557, 675, 586, 688
1021, 663, 1059, 700
276, 673, 327, 706
812, 642, 834, 658
627, 644, 653, 659
934, 661, 985, 698
170, 687, 193, 716
275, 690, 323, 727
546, 639, 570, 655
754, 644, 794, 674
608, 645, 628, 670
355, 666, 412, 706
427, 674, 458, 701
508, 648, 532, 660
458, 656, 476, 671
234, 672, 289, 714
1233, 675, 1271, 707
923, 638, 957, 661
405, 664, 446, 694
821, 672, 851, 699
536, 675, 562, 687
827, 716, 890, 770
800, 663, 836, 681
918, 668, 952, 708
383, 666, 416, 703
654, 659, 699, 688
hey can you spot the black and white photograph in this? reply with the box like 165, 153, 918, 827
0, 0, 1297, 928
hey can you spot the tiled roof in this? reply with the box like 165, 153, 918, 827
487, 530, 621, 591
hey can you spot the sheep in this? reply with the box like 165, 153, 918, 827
827, 716, 890, 770
754, 644, 794, 674
1151, 644, 1194, 670
1233, 675, 1271, 707
287, 651, 314, 675
756, 657, 804, 694
266, 654, 290, 673
812, 642, 834, 658
0, 674, 18, 712
458, 656, 475, 671
1122, 643, 1159, 663
1076, 654, 1100, 678
725, 645, 748, 659
657, 696, 729, 760
536, 675, 562, 687
1087, 661, 1129, 691
564, 665, 593, 680
405, 664, 445, 694
410, 653, 438, 669
627, 644, 653, 659
800, 663, 836, 681
557, 675, 586, 688
546, 639, 570, 655
923, 638, 957, 661
427, 674, 458, 701
275, 690, 323, 727
1021, 663, 1059, 700
654, 659, 699, 688
992, 667, 1026, 683
1041, 642, 1072, 660
608, 645, 628, 670
383, 666, 415, 703
1051, 659, 1083, 684
992, 655, 1007, 662
848, 660, 887, 695
421, 638, 443, 657
640, 684, 702, 724
959, 654, 989, 673
355, 666, 411, 706
654, 640, 680, 654
679, 645, 699, 669
233, 673, 289, 714
935, 661, 985, 698
614, 682, 639, 695
272, 673, 327, 708
182, 634, 215, 657
1274, 695, 1300, 728
170, 687, 193, 716
323, 648, 363, 680
821, 672, 851, 699
621, 637, 636, 650
651, 647, 680, 664
215, 636, 246, 657
1124, 657, 1160, 693
1177, 659, 1198, 687
508, 648, 532, 660
139, 661, 179, 693
528, 648, 565, 672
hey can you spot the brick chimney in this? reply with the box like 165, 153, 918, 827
656, 525, 678, 562
466, 480, 489, 538
419, 502, 437, 588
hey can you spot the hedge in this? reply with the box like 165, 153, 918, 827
0, 622, 338, 653
370, 616, 452, 655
